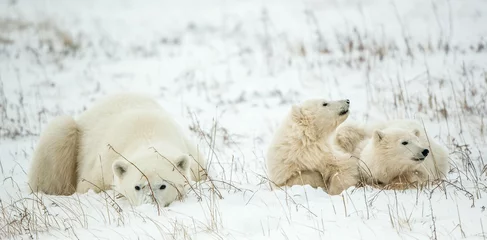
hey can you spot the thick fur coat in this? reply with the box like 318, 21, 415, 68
28, 93, 207, 206
266, 99, 359, 195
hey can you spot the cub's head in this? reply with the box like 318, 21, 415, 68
371, 128, 430, 165
111, 151, 190, 207
291, 98, 350, 136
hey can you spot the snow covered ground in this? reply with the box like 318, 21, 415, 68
1, 0, 486, 239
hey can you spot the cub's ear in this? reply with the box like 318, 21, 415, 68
291, 105, 304, 122
112, 160, 128, 179
175, 155, 190, 172
412, 129, 420, 137
373, 130, 385, 143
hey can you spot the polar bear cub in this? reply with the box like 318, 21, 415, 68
266, 98, 359, 195
28, 93, 207, 206
335, 120, 449, 187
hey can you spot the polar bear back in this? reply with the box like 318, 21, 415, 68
76, 94, 167, 165
75, 93, 190, 188
100, 109, 189, 157
77, 93, 166, 136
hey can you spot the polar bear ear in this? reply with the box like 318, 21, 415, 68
412, 129, 420, 137
113, 160, 128, 179
175, 155, 190, 172
373, 130, 385, 143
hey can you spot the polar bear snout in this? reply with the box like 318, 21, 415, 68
412, 149, 429, 161
422, 149, 429, 157
339, 99, 350, 116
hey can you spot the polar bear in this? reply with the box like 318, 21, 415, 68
266, 98, 359, 195
335, 120, 449, 188
28, 93, 207, 206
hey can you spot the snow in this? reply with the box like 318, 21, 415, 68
1, 0, 486, 239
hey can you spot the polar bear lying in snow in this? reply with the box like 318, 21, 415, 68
335, 119, 449, 188
266, 98, 359, 195
28, 93, 207, 206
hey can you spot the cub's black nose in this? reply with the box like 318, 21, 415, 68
346, 99, 350, 105
422, 149, 429, 157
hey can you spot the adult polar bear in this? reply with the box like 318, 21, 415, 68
266, 99, 359, 195
28, 93, 207, 206
335, 119, 449, 188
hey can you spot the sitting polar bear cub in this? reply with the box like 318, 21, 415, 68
335, 120, 449, 188
266, 98, 359, 195
28, 93, 207, 206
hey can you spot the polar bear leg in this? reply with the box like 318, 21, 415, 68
327, 171, 359, 195
76, 177, 104, 193
28, 116, 79, 195
284, 171, 326, 188
326, 157, 360, 195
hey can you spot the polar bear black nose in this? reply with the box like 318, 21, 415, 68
422, 149, 429, 157
346, 99, 350, 105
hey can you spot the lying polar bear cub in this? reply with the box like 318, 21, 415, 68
28, 93, 207, 206
266, 98, 359, 195
335, 120, 449, 188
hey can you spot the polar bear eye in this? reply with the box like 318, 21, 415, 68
401, 141, 408, 145
135, 186, 141, 191
159, 184, 166, 190
322, 103, 328, 107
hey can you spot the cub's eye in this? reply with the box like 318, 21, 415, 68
135, 186, 141, 191
159, 185, 166, 190
322, 103, 328, 107
401, 141, 408, 145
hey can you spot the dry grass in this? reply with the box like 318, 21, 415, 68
1, 2, 486, 239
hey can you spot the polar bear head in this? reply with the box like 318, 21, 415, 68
291, 98, 350, 138
371, 127, 430, 165
111, 150, 191, 207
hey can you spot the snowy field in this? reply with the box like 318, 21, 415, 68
1, 0, 487, 239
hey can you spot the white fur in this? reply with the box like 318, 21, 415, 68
335, 119, 449, 187
266, 98, 358, 195
28, 116, 79, 195
29, 93, 207, 206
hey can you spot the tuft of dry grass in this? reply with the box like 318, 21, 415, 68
1, 2, 487, 239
